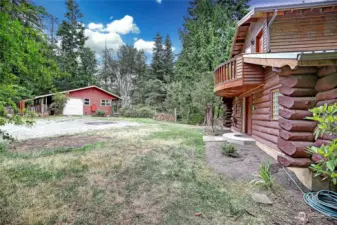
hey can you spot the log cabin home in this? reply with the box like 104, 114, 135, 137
214, 1, 337, 189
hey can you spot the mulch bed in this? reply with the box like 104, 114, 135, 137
205, 141, 336, 225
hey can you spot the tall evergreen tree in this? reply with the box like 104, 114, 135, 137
56, 0, 96, 90
151, 33, 165, 81
166, 0, 249, 123
163, 35, 175, 83
98, 42, 112, 90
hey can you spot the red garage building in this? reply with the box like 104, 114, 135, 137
21, 86, 121, 116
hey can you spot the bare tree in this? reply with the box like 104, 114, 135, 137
98, 45, 146, 108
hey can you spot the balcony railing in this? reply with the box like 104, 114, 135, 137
214, 54, 243, 86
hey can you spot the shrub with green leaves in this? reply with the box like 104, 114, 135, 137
221, 142, 237, 157
251, 161, 274, 189
50, 93, 68, 115
94, 110, 106, 117
307, 104, 337, 185
120, 105, 154, 118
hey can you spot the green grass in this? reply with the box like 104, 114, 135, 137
0, 118, 265, 224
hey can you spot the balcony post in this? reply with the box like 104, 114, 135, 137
219, 67, 223, 83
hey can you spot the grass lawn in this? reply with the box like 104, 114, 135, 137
1, 118, 266, 224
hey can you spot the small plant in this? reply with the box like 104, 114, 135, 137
221, 142, 237, 157
307, 104, 337, 185
94, 110, 106, 117
251, 161, 274, 189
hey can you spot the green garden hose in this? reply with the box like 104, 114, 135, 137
282, 167, 337, 219
304, 190, 337, 219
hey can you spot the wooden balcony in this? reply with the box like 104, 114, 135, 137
214, 54, 264, 97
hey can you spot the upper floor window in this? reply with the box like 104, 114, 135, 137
271, 89, 282, 120
101, 99, 111, 106
84, 98, 90, 106
256, 30, 263, 53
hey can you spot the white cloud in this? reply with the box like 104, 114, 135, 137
134, 39, 176, 54
85, 29, 124, 53
84, 15, 139, 53
105, 15, 140, 34
134, 39, 155, 53
88, 22, 104, 31
109, 16, 114, 20
156, 0, 162, 3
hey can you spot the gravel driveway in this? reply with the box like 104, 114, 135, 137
2, 117, 139, 140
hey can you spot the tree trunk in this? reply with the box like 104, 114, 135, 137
280, 75, 317, 88
278, 155, 312, 167
279, 96, 316, 110
279, 129, 314, 142
278, 137, 312, 158
279, 66, 317, 76
279, 108, 312, 120
318, 66, 337, 77
279, 118, 317, 132
315, 73, 337, 92
317, 99, 337, 107
316, 88, 337, 101
280, 87, 317, 97
312, 153, 324, 162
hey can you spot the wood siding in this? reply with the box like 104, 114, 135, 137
251, 68, 281, 150
236, 55, 243, 79
270, 11, 337, 52
243, 63, 264, 84
243, 18, 268, 54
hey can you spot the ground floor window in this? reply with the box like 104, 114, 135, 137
101, 99, 111, 106
84, 98, 90, 106
271, 89, 282, 120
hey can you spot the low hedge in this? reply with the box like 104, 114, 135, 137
120, 106, 154, 118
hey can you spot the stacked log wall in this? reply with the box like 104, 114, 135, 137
251, 68, 281, 150
277, 67, 318, 167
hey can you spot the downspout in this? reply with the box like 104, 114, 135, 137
297, 52, 304, 67
267, 9, 278, 53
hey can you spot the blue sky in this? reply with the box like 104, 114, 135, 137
34, 0, 315, 59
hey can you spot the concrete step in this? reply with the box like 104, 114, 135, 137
222, 132, 256, 146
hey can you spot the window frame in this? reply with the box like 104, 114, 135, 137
101, 99, 111, 107
255, 28, 264, 53
270, 89, 282, 120
84, 98, 90, 106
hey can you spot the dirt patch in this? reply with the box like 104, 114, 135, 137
206, 142, 335, 225
85, 122, 116, 125
9, 135, 110, 153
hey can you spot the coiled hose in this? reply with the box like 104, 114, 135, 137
304, 190, 337, 219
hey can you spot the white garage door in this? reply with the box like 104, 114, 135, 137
63, 98, 83, 116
